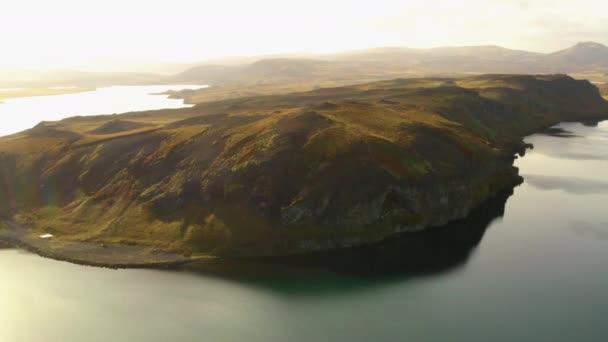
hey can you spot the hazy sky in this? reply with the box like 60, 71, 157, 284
1, 0, 607, 71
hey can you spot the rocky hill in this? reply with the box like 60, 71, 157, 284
0, 74, 606, 260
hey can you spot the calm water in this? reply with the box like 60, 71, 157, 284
0, 85, 207, 136
1, 121, 608, 342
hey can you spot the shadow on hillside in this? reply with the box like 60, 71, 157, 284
178, 187, 516, 297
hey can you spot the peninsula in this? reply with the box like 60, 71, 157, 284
1, 74, 607, 266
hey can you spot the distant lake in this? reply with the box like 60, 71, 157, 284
0, 85, 207, 136
1, 121, 608, 342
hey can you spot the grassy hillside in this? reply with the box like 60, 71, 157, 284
0, 75, 606, 258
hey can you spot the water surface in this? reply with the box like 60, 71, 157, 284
0, 85, 207, 136
1, 121, 608, 341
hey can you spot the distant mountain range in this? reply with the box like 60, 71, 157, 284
2, 42, 607, 88
173, 42, 608, 85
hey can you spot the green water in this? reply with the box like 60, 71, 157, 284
2, 121, 608, 341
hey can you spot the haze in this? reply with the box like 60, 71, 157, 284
2, 0, 607, 72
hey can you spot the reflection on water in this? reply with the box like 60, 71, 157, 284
2, 120, 608, 342
569, 220, 608, 241
178, 189, 513, 298
539, 126, 579, 138
0, 85, 207, 136
185, 189, 512, 283
523, 174, 608, 194
522, 121, 608, 161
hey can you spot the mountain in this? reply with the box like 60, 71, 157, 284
173, 45, 546, 85
545, 42, 608, 71
172, 59, 345, 85
3, 42, 606, 90
168, 42, 608, 104
170, 64, 241, 84
1, 74, 607, 265
329, 45, 542, 69
314, 42, 608, 73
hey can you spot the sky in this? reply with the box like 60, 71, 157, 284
1, 0, 607, 71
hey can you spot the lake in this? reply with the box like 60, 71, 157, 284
1, 120, 608, 342
0, 85, 207, 136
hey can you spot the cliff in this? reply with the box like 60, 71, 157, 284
0, 74, 606, 260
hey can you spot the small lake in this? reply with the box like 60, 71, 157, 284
0, 85, 207, 136
1, 120, 608, 342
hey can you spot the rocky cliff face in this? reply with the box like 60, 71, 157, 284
275, 167, 522, 255
0, 75, 606, 257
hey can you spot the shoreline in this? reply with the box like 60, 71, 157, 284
0, 220, 218, 269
